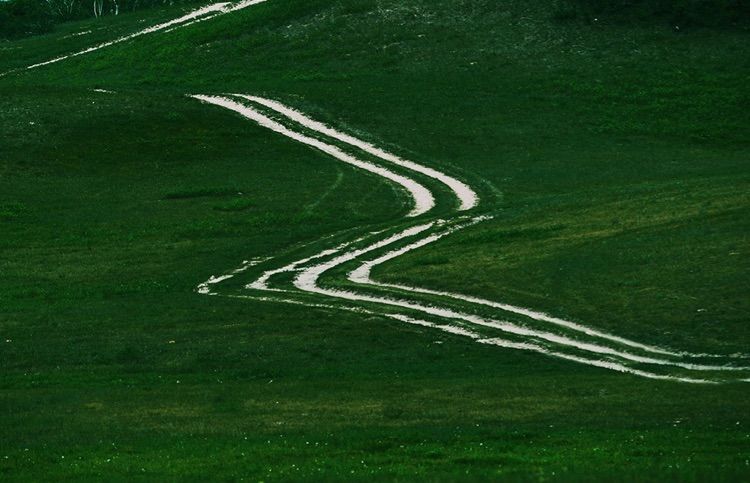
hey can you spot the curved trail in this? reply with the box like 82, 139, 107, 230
231, 94, 479, 211
192, 93, 750, 384
5, 0, 746, 383
190, 95, 434, 216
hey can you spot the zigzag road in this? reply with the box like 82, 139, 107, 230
4, 0, 747, 383
192, 94, 750, 384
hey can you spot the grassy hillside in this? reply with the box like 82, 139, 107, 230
1, 0, 749, 480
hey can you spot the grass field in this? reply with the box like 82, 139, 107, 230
1, 0, 749, 480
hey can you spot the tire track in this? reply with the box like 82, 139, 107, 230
192, 93, 750, 383
190, 95, 435, 216
14, 0, 744, 382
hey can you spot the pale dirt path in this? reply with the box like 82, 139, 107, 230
12, 0, 742, 382
191, 95, 435, 217
232, 94, 479, 211
193, 94, 750, 383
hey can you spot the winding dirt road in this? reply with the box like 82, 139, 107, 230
5, 0, 748, 383
192, 93, 750, 384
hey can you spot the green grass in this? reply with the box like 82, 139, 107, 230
1, 0, 749, 480
212, 197, 253, 212
0, 202, 26, 221
163, 187, 243, 200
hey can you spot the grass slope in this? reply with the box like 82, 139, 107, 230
1, 0, 749, 480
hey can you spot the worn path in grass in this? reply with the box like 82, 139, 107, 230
4, 0, 748, 383
190, 93, 750, 384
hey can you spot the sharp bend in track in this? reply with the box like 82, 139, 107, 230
190, 95, 434, 216
191, 93, 750, 384
231, 94, 479, 211
6, 0, 745, 382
